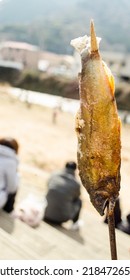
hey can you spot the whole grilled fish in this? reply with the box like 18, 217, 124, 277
71, 21, 121, 216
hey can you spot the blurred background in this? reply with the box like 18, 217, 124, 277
0, 0, 130, 107
0, 0, 130, 260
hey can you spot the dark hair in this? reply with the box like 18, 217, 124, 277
65, 161, 77, 171
0, 137, 19, 154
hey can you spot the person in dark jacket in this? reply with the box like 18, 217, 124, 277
44, 161, 82, 227
104, 197, 130, 235
104, 198, 122, 228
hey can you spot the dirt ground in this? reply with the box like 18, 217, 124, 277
0, 86, 130, 218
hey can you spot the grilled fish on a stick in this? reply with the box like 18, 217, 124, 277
71, 21, 121, 216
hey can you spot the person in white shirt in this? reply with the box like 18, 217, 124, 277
0, 137, 19, 213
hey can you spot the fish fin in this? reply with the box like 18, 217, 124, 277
90, 19, 100, 54
102, 61, 115, 95
109, 75, 115, 95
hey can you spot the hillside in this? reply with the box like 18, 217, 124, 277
0, 0, 130, 54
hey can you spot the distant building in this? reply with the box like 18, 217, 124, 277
0, 41, 40, 69
101, 51, 126, 79
39, 51, 74, 76
119, 55, 130, 81
0, 59, 23, 71
71, 49, 130, 81
0, 41, 74, 75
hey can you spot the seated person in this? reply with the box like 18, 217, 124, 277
104, 197, 130, 235
44, 161, 82, 228
0, 137, 19, 213
118, 213, 130, 235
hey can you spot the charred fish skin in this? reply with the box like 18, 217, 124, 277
71, 20, 121, 216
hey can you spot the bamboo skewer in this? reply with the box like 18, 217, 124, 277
107, 203, 118, 260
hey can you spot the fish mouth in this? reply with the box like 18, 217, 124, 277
90, 191, 116, 216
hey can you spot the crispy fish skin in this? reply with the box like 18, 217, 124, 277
71, 21, 121, 216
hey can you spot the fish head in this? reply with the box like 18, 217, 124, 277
90, 190, 117, 216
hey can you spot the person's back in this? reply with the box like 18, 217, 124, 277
44, 161, 82, 224
0, 137, 19, 212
